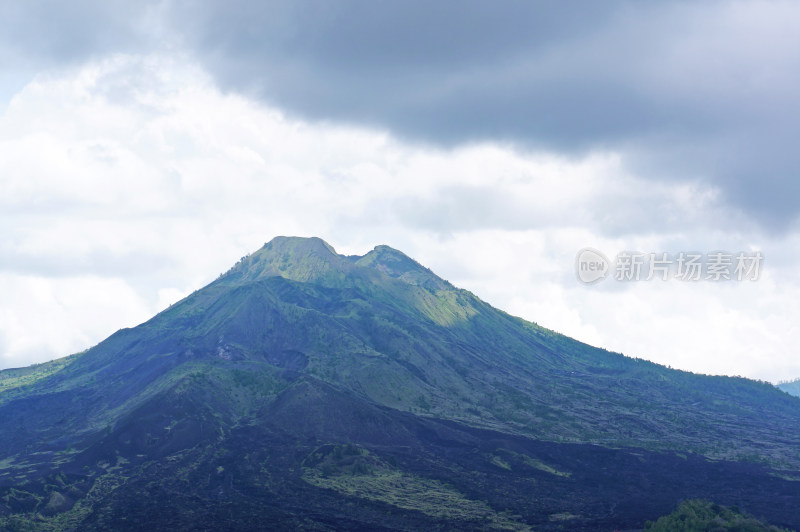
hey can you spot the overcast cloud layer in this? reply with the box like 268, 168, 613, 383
4, 1, 800, 226
1, 2, 799, 382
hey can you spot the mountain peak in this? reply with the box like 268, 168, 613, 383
224, 236, 350, 283
220, 237, 450, 290
356, 244, 449, 290
263, 236, 337, 256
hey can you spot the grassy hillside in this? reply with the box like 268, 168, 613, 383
645, 499, 791, 531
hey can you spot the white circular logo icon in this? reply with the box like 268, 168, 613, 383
575, 248, 609, 284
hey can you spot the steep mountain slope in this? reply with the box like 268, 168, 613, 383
1, 236, 799, 530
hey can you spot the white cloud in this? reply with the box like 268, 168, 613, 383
0, 274, 152, 368
1, 53, 799, 382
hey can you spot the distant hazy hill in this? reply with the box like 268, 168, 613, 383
778, 378, 800, 398
1, 236, 799, 530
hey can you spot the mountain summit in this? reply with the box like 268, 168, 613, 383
224, 236, 446, 290
1, 237, 799, 530
226, 236, 346, 283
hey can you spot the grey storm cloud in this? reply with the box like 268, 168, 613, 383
167, 0, 646, 147
0, 1, 153, 64
3, 0, 800, 228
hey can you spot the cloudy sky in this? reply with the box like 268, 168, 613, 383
1, 0, 799, 382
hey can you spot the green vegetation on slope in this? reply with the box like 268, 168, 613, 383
0, 355, 76, 395
301, 444, 528, 529
645, 499, 791, 531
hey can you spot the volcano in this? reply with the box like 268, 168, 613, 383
1, 236, 798, 530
